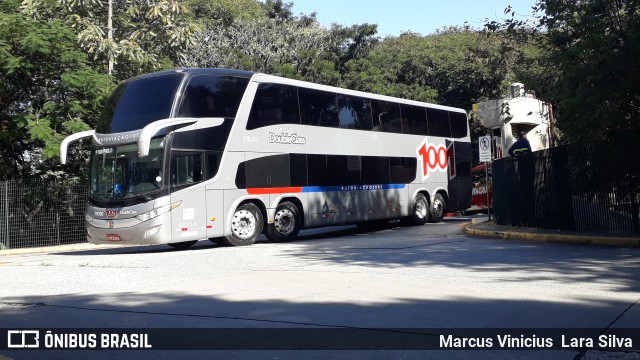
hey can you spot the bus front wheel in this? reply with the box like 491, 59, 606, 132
429, 193, 446, 223
224, 203, 264, 246
266, 201, 301, 242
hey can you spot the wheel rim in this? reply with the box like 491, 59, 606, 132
274, 208, 295, 235
433, 198, 444, 219
415, 199, 427, 219
231, 209, 257, 240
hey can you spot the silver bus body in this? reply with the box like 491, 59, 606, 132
61, 69, 471, 247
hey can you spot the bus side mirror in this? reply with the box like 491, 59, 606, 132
138, 117, 225, 157
60, 130, 96, 164
137, 117, 199, 157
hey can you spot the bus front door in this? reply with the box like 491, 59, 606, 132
169, 152, 207, 243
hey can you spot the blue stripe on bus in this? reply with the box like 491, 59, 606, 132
301, 184, 406, 193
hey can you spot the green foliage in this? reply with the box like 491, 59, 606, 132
183, 13, 340, 81
262, 0, 294, 21
12, 0, 633, 181
486, 0, 640, 141
186, 0, 264, 27
21, 0, 200, 80
0, 5, 113, 180
341, 27, 511, 108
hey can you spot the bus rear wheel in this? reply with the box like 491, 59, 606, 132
224, 203, 263, 246
429, 193, 446, 223
266, 202, 301, 242
168, 240, 197, 249
404, 193, 428, 226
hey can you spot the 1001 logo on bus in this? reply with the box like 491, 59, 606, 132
417, 141, 448, 180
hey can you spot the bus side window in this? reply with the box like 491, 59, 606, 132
171, 152, 203, 187
299, 88, 339, 128
247, 83, 300, 130
400, 104, 428, 136
427, 108, 452, 137
178, 75, 250, 118
206, 152, 221, 180
179, 83, 217, 118
371, 100, 402, 134
337, 95, 372, 130
450, 111, 468, 138
361, 156, 390, 184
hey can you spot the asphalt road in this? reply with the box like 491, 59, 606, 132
1, 217, 639, 359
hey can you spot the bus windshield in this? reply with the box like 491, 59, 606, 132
89, 138, 165, 201
96, 73, 185, 133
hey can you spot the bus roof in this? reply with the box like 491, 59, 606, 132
126, 68, 256, 82
124, 68, 466, 115
251, 73, 467, 114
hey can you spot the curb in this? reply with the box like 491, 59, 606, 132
0, 243, 138, 256
466, 224, 640, 247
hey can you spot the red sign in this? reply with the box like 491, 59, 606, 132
105, 209, 118, 218
417, 140, 448, 180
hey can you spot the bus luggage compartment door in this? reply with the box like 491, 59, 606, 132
307, 190, 343, 226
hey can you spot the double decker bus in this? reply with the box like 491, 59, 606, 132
60, 68, 471, 248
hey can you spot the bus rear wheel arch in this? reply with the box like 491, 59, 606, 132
224, 202, 264, 246
266, 201, 302, 242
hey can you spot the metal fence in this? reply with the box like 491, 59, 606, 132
493, 138, 640, 235
0, 180, 88, 250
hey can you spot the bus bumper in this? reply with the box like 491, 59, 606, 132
85, 212, 172, 245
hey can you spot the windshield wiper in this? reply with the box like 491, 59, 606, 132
134, 193, 152, 201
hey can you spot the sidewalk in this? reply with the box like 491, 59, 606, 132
466, 219, 640, 247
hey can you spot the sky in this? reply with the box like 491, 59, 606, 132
290, 0, 538, 37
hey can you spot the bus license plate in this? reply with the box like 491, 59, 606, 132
106, 234, 121, 241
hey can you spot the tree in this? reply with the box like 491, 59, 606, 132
0, 0, 113, 180
21, 0, 200, 80
486, 0, 640, 141
262, 0, 294, 22
182, 13, 339, 83
186, 0, 265, 27
341, 27, 512, 107
331, 23, 379, 73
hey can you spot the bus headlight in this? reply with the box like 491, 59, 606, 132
136, 201, 181, 222
85, 213, 94, 222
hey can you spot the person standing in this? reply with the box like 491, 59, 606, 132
509, 132, 534, 225
509, 132, 532, 158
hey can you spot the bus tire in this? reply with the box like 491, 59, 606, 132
224, 203, 264, 246
266, 201, 301, 242
405, 193, 428, 226
168, 240, 197, 249
429, 193, 446, 223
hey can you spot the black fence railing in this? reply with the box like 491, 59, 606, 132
493, 138, 640, 235
0, 180, 88, 250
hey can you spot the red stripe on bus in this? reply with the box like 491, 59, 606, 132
247, 187, 303, 195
